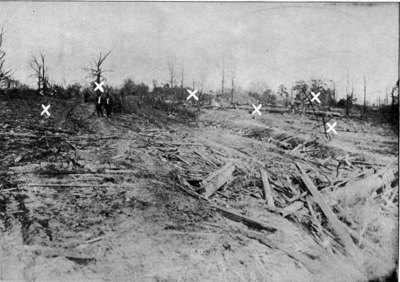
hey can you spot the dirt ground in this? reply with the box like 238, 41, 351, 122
0, 98, 398, 281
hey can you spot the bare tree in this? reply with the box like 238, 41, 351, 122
363, 76, 367, 114
277, 84, 289, 107
385, 86, 389, 105
346, 71, 349, 115
180, 61, 184, 88
30, 53, 50, 94
198, 66, 208, 93
167, 56, 175, 88
221, 56, 225, 96
391, 80, 399, 111
230, 66, 236, 104
0, 28, 12, 88
84, 49, 113, 85
345, 73, 357, 115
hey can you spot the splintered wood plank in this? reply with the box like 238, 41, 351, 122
295, 162, 364, 269
212, 205, 277, 233
259, 167, 275, 208
202, 162, 235, 198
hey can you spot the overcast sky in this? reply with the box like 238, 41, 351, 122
0, 2, 398, 102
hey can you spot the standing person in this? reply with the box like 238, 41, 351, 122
104, 93, 113, 118
95, 92, 103, 117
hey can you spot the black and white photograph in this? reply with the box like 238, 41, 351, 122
0, 2, 398, 281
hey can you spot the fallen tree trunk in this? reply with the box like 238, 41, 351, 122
327, 161, 397, 205
305, 110, 343, 117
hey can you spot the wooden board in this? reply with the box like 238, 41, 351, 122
202, 162, 235, 198
259, 167, 275, 208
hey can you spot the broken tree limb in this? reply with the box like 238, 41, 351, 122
69, 135, 120, 140
173, 181, 276, 233
287, 191, 308, 202
104, 169, 138, 174
64, 140, 77, 151
84, 237, 104, 244
306, 196, 337, 255
174, 154, 190, 165
27, 184, 112, 188
0, 132, 62, 139
295, 162, 364, 269
328, 161, 397, 205
201, 162, 235, 198
194, 150, 217, 167
154, 142, 204, 147
259, 167, 275, 208
211, 205, 276, 233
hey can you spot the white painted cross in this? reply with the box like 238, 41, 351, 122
186, 89, 198, 101
94, 81, 105, 92
41, 104, 51, 117
326, 122, 337, 135
310, 91, 321, 104
252, 104, 262, 116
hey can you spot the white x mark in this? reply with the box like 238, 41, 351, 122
41, 104, 51, 117
252, 104, 262, 116
326, 122, 337, 135
94, 81, 105, 92
310, 91, 321, 104
186, 89, 198, 101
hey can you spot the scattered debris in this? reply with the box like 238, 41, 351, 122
0, 97, 397, 281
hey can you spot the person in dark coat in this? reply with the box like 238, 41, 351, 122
104, 93, 113, 118
95, 92, 104, 117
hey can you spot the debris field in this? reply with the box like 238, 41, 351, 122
0, 97, 398, 281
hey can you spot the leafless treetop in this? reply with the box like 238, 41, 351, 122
84, 49, 113, 83
0, 27, 13, 87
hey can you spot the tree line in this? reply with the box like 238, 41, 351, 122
0, 27, 398, 117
